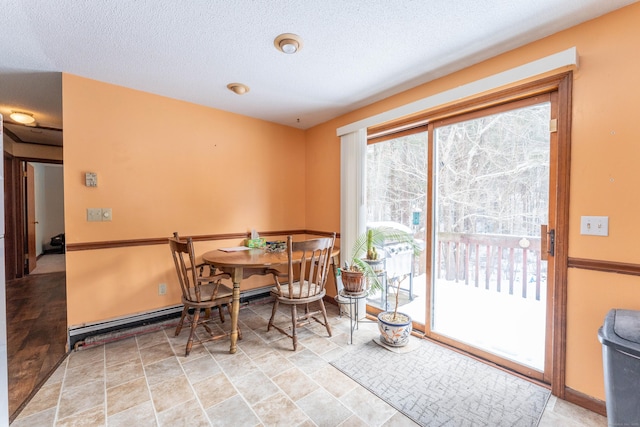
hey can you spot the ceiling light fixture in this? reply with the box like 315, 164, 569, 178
227, 83, 250, 95
9, 111, 36, 125
274, 33, 303, 54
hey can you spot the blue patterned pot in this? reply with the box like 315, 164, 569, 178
377, 311, 412, 347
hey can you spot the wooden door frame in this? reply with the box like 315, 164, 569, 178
3, 156, 62, 280
25, 163, 36, 273
3, 154, 22, 280
425, 93, 554, 383
425, 73, 572, 396
550, 73, 572, 398
366, 72, 572, 396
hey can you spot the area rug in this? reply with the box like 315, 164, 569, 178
331, 338, 550, 426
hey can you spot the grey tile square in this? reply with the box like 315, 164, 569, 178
57, 379, 105, 420
297, 388, 352, 427
108, 401, 158, 427
251, 350, 295, 378
338, 387, 396, 427
191, 372, 237, 409
215, 351, 261, 379
63, 359, 105, 389
181, 354, 221, 383
157, 398, 209, 427
206, 394, 261, 427
272, 367, 319, 401
288, 349, 326, 374
234, 370, 280, 405
309, 365, 358, 398
56, 404, 106, 427
66, 346, 104, 370
107, 377, 151, 416
252, 391, 310, 427
106, 358, 145, 389
149, 375, 194, 413
144, 356, 184, 385
136, 330, 170, 350
139, 342, 176, 366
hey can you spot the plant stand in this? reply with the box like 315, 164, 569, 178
338, 289, 368, 344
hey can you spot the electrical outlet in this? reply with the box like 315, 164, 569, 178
580, 216, 609, 236
158, 283, 167, 296
102, 208, 112, 221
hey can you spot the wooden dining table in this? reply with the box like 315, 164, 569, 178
202, 246, 339, 353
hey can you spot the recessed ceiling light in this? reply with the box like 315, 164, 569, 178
227, 83, 250, 95
9, 111, 36, 125
274, 33, 303, 54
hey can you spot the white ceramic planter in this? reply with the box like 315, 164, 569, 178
377, 311, 412, 347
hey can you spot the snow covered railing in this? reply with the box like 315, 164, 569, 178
436, 232, 544, 301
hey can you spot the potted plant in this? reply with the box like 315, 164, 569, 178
342, 227, 385, 293
342, 224, 422, 347
377, 273, 414, 347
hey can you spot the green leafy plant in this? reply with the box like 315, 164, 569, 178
345, 226, 421, 293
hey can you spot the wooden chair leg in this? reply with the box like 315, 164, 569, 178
291, 304, 298, 351
218, 304, 225, 323
268, 299, 279, 332
185, 308, 201, 357
319, 300, 332, 337
175, 306, 189, 336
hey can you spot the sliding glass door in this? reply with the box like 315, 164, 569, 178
431, 96, 552, 373
365, 132, 427, 321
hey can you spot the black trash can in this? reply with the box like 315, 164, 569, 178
598, 309, 640, 427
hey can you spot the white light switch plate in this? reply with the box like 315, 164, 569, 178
580, 216, 608, 236
87, 208, 102, 222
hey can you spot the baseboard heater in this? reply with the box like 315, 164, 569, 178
69, 286, 272, 350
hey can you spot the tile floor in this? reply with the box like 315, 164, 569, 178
11, 300, 607, 426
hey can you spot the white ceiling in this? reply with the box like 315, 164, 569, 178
0, 0, 637, 142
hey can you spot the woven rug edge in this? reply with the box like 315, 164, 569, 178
330, 358, 425, 426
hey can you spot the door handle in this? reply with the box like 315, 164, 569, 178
541, 225, 554, 260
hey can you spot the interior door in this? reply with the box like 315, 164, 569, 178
429, 94, 555, 381
25, 163, 36, 273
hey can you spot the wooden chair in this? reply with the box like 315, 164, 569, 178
267, 233, 336, 350
169, 233, 240, 356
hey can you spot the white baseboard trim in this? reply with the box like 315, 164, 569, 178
68, 286, 273, 349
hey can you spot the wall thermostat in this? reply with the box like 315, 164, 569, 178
85, 172, 97, 187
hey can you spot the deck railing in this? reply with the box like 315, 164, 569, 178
436, 232, 545, 301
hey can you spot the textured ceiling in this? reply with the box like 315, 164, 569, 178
0, 0, 637, 139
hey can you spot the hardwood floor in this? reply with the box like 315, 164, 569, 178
6, 270, 67, 422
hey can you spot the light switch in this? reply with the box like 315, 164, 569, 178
87, 208, 102, 222
87, 208, 113, 222
580, 216, 608, 236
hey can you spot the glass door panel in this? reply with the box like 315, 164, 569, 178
366, 132, 427, 324
432, 101, 550, 371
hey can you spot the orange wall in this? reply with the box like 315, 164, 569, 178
304, 3, 640, 402
62, 74, 306, 326
61, 2, 640, 403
